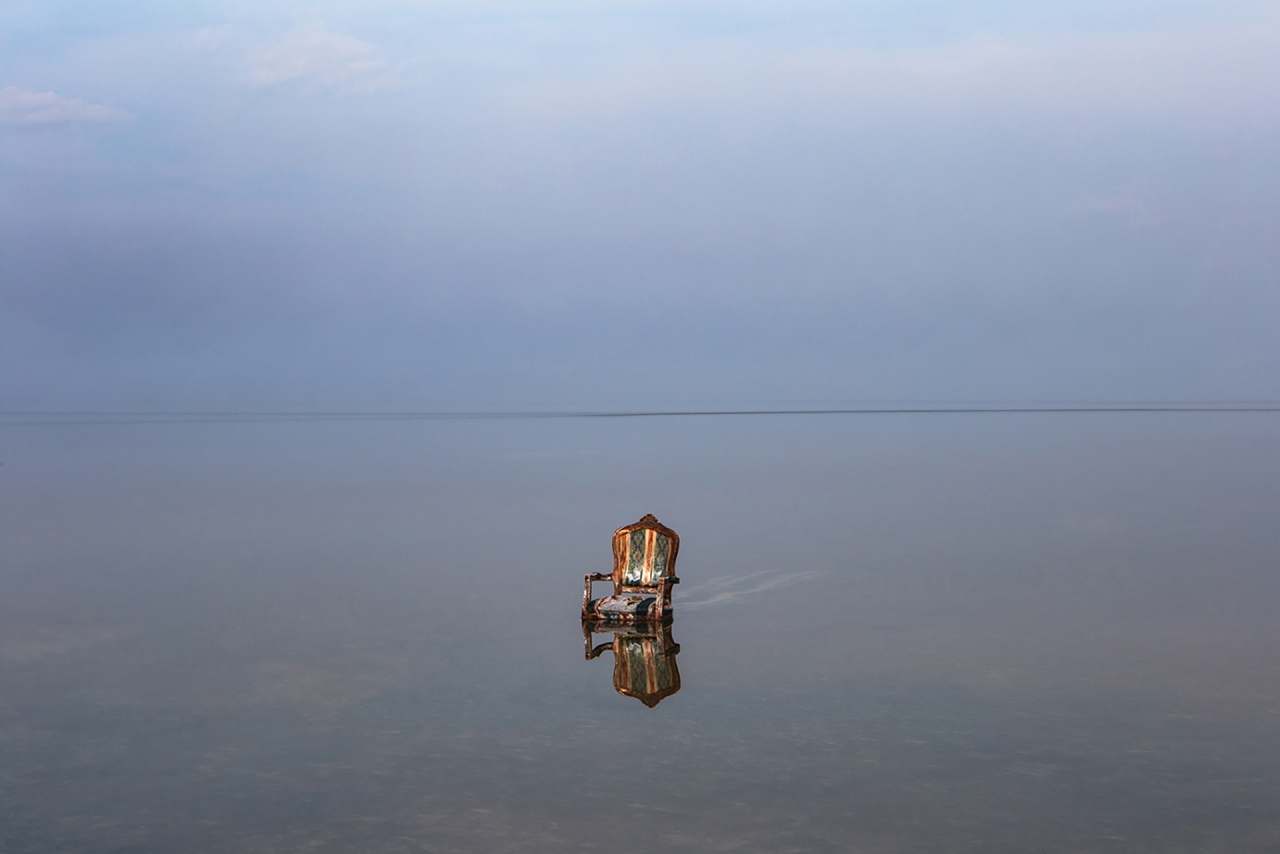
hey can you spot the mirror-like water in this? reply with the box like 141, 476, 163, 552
1, 415, 1276, 852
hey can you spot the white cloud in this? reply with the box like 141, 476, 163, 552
0, 86, 131, 126
245, 27, 394, 94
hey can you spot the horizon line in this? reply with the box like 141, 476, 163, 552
2, 403, 1278, 426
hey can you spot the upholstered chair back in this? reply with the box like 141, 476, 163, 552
612, 515, 680, 589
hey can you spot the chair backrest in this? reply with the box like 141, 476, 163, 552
612, 514, 680, 589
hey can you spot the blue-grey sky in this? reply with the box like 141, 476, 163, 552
2, 1, 1276, 407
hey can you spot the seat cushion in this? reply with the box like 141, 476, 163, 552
586, 593, 659, 622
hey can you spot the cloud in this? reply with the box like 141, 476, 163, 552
245, 27, 394, 94
0, 86, 131, 126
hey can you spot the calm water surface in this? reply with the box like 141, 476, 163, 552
1, 415, 1276, 852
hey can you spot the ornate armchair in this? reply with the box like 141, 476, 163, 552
583, 620, 681, 707
582, 514, 680, 623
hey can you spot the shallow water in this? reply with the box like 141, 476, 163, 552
1, 414, 1276, 852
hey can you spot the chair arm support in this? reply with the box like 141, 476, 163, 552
583, 573, 613, 615
652, 575, 680, 620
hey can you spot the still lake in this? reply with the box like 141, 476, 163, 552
1, 413, 1276, 852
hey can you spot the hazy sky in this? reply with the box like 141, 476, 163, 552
2, 1, 1276, 407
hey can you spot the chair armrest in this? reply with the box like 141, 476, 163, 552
583, 573, 613, 615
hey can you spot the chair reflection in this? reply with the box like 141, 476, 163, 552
582, 619, 682, 707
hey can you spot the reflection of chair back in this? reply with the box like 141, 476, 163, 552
584, 621, 681, 707
583, 514, 681, 622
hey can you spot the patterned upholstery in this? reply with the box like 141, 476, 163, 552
589, 593, 659, 621
618, 528, 673, 587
